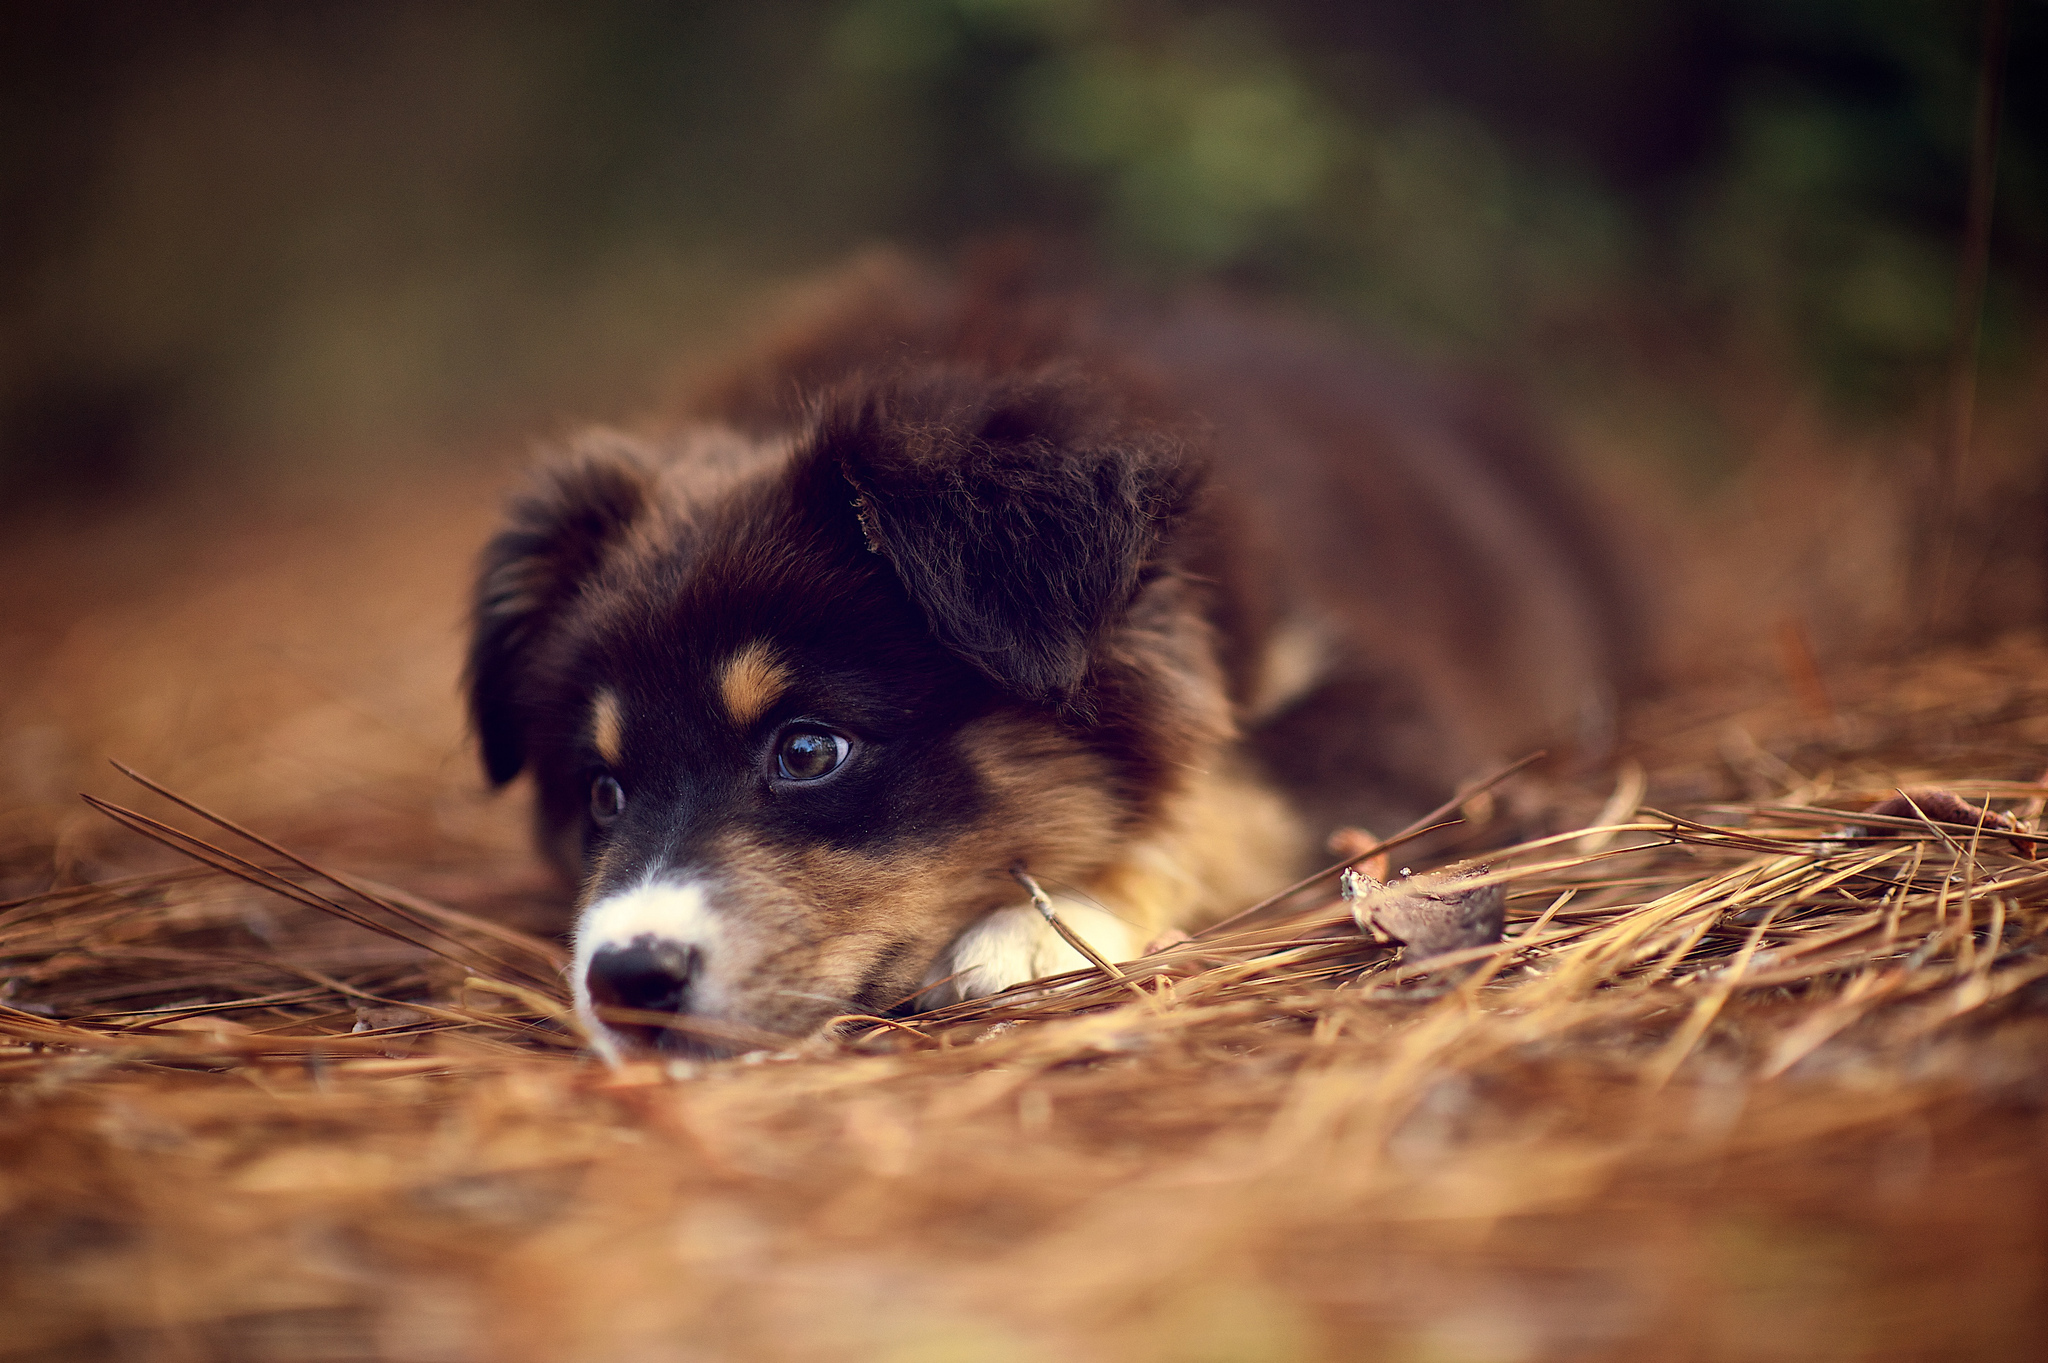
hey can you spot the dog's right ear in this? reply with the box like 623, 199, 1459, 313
466, 446, 653, 786
809, 371, 1198, 707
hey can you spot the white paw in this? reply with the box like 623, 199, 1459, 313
920, 899, 1142, 1007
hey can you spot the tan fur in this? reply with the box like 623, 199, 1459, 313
590, 688, 624, 767
1083, 756, 1307, 939
914, 728, 1305, 1007
717, 642, 791, 730
1244, 616, 1334, 725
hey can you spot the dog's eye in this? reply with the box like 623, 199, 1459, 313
776, 729, 849, 782
590, 773, 626, 825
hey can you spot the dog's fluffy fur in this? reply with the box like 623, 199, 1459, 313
466, 253, 1634, 1060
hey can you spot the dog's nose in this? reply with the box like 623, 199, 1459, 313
584, 937, 700, 1047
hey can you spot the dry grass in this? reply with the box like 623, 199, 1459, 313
5, 471, 2048, 1361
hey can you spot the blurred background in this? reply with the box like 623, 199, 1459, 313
1, 0, 2045, 870
4, 0, 2042, 497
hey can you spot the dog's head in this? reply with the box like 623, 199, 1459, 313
467, 370, 1207, 1059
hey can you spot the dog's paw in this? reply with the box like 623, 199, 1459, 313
920, 900, 1143, 1007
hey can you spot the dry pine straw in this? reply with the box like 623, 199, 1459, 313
6, 650, 2048, 1361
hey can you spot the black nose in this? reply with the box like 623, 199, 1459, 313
585, 937, 700, 1047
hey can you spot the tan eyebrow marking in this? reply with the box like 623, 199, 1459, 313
718, 641, 790, 729
591, 688, 624, 766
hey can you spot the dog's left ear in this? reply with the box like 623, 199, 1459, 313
813, 372, 1199, 704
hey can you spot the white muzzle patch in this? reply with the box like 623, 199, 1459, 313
572, 877, 727, 1064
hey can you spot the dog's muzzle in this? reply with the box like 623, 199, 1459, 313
572, 878, 729, 1062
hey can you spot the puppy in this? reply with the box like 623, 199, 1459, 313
466, 254, 1634, 1060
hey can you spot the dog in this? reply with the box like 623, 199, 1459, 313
465, 252, 1635, 1061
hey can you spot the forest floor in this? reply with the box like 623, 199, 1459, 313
2, 465, 2045, 1362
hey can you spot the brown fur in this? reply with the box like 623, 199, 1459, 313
466, 250, 1635, 1056
589, 688, 624, 768
716, 643, 791, 730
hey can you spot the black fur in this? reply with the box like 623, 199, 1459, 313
466, 448, 653, 787
813, 369, 1199, 706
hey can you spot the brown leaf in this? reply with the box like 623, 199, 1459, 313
1848, 787, 2036, 859
1343, 864, 1505, 963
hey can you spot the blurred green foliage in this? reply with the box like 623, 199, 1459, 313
1, 0, 2040, 494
